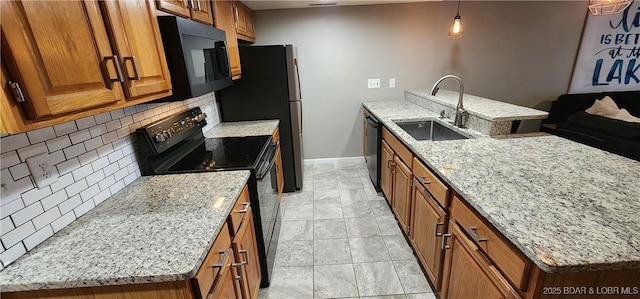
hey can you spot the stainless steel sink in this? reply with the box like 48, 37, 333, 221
394, 120, 469, 141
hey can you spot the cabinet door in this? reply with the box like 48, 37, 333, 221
275, 146, 285, 200
363, 111, 368, 161
391, 156, 412, 234
232, 2, 248, 37
410, 183, 447, 291
1, 0, 122, 119
210, 252, 243, 299
380, 140, 394, 204
191, 0, 214, 25
245, 8, 255, 39
101, 0, 172, 100
232, 208, 262, 299
213, 0, 242, 79
441, 224, 520, 299
156, 0, 190, 18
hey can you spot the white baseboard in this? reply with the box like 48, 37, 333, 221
304, 156, 366, 165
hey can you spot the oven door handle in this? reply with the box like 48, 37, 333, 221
256, 143, 278, 179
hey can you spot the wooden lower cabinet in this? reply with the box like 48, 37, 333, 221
391, 155, 412, 234
232, 207, 262, 299
410, 181, 447, 291
441, 224, 521, 299
380, 140, 393, 204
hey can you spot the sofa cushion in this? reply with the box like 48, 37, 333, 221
585, 96, 619, 117
566, 111, 640, 140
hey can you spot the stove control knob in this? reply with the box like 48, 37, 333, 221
193, 113, 207, 122
154, 133, 166, 143
162, 130, 172, 139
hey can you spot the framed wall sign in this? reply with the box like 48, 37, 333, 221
569, 1, 640, 93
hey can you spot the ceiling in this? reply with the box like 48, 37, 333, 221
242, 0, 437, 10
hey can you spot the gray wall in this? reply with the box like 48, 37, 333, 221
254, 1, 587, 159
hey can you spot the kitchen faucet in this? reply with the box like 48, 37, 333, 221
430, 75, 468, 127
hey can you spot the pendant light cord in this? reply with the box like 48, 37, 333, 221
456, 0, 461, 17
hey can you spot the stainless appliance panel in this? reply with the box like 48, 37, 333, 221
289, 100, 304, 189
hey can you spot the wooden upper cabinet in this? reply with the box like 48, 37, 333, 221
156, 0, 213, 25
101, 0, 172, 100
233, 1, 255, 43
1, 0, 123, 120
213, 0, 242, 79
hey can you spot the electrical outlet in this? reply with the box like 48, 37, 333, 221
389, 78, 396, 88
26, 152, 58, 189
367, 79, 381, 89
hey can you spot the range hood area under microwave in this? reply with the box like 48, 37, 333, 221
156, 16, 233, 102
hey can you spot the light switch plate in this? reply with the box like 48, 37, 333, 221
26, 153, 58, 189
389, 78, 396, 88
367, 79, 381, 89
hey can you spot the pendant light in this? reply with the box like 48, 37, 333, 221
448, 0, 463, 39
588, 0, 632, 15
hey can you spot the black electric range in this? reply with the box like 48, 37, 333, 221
135, 107, 281, 288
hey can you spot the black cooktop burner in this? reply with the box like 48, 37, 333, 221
168, 135, 271, 172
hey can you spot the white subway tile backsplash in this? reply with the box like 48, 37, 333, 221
40, 190, 69, 211
50, 212, 75, 233
86, 170, 105, 187
1, 134, 30, 154
57, 195, 82, 215
0, 243, 26, 267
65, 179, 88, 197
0, 92, 219, 264
32, 208, 61, 230
56, 158, 80, 176
84, 136, 103, 152
9, 163, 30, 180
94, 112, 112, 125
69, 129, 91, 145
74, 200, 95, 218
11, 202, 44, 226
1, 217, 15, 235
53, 121, 78, 137
78, 150, 98, 166
89, 124, 107, 138
21, 186, 52, 206
1, 222, 35, 248
75, 116, 97, 130
23, 225, 54, 251
17, 142, 47, 162
1, 151, 21, 169
26, 127, 55, 144
63, 143, 86, 160
46, 136, 72, 152
71, 164, 93, 181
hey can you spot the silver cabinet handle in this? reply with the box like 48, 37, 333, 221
103, 55, 124, 83
465, 226, 488, 243
238, 202, 250, 213
387, 159, 395, 169
416, 176, 431, 185
211, 249, 230, 268
441, 233, 451, 250
434, 222, 444, 237
231, 262, 243, 281
124, 56, 141, 80
238, 249, 249, 265
195, 0, 201, 11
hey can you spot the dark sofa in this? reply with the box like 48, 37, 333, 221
541, 91, 640, 161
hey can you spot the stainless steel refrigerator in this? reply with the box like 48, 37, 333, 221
218, 45, 303, 192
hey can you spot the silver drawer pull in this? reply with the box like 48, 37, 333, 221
465, 226, 488, 243
124, 56, 141, 80
441, 233, 451, 250
416, 176, 431, 185
231, 262, 243, 281
238, 202, 250, 213
434, 222, 444, 237
210, 249, 230, 268
238, 249, 249, 265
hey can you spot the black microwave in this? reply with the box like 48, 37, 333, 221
156, 16, 232, 101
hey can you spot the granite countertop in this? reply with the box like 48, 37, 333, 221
0, 171, 251, 291
364, 100, 640, 273
204, 120, 279, 138
406, 89, 548, 121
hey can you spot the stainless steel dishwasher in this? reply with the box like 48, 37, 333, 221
365, 113, 382, 191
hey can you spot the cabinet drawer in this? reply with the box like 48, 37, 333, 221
412, 157, 449, 209
228, 185, 250, 236
194, 222, 232, 299
450, 195, 531, 292
382, 127, 412, 166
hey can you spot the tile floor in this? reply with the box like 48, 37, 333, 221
258, 159, 436, 299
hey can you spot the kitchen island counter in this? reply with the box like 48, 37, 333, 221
364, 100, 640, 273
0, 171, 250, 291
